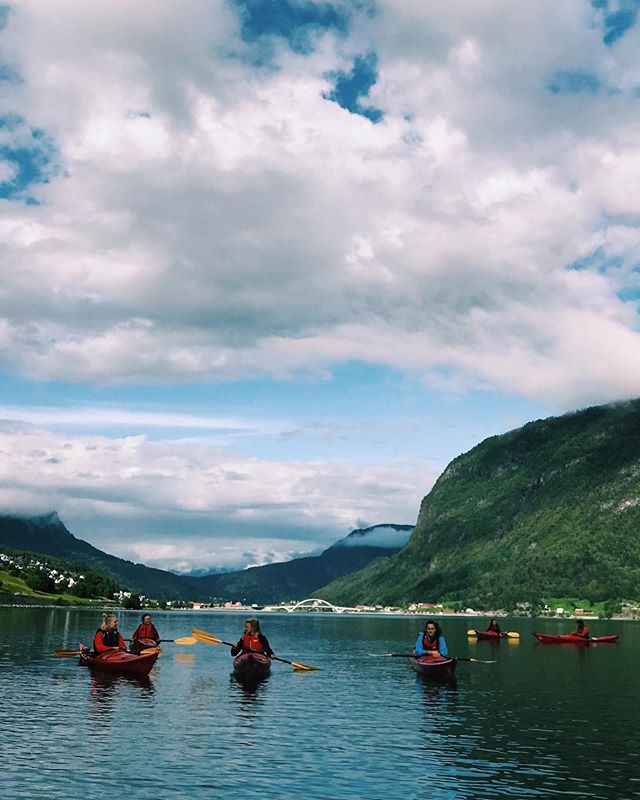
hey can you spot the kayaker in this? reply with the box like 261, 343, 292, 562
570, 619, 590, 639
414, 619, 448, 658
487, 619, 501, 634
131, 613, 161, 646
230, 618, 274, 658
93, 614, 127, 652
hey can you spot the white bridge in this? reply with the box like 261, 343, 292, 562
265, 597, 358, 613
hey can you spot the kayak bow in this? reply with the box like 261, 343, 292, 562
532, 633, 619, 645
233, 652, 271, 680
410, 654, 457, 680
79, 647, 159, 676
129, 637, 160, 655
474, 630, 506, 641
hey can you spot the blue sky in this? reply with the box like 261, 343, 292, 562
0, 0, 639, 572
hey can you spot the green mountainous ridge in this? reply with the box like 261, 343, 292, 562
3, 398, 639, 609
0, 513, 411, 603
317, 399, 640, 608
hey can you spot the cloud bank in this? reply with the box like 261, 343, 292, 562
0, 423, 430, 570
0, 1, 638, 406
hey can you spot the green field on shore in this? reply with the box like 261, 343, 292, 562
0, 568, 109, 606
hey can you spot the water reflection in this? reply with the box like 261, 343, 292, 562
86, 671, 154, 712
229, 673, 269, 698
173, 653, 195, 664
2, 607, 639, 800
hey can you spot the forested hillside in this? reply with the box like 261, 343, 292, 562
317, 400, 640, 608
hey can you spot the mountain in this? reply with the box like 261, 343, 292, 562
316, 400, 640, 608
0, 513, 412, 603
191, 523, 413, 603
0, 512, 192, 599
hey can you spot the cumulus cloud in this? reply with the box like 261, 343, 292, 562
0, 424, 430, 570
0, 1, 637, 406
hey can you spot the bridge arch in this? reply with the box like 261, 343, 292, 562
285, 597, 343, 612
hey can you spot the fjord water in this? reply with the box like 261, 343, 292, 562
1, 608, 639, 800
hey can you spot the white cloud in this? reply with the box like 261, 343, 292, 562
0, 1, 638, 405
0, 404, 286, 435
0, 424, 431, 570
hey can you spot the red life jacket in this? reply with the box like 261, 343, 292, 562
133, 623, 159, 641
242, 632, 265, 653
422, 633, 440, 651
571, 627, 589, 638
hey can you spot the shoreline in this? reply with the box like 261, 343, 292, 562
0, 600, 635, 621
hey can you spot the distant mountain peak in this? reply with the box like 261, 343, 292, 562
328, 523, 413, 550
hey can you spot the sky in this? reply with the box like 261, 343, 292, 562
1, 0, 640, 573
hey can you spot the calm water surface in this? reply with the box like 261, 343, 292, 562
1, 608, 639, 799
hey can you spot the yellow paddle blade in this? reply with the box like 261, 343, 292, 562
174, 636, 198, 645
140, 646, 162, 655
292, 662, 321, 671
506, 631, 520, 639
192, 628, 223, 644
54, 649, 82, 658
466, 629, 477, 636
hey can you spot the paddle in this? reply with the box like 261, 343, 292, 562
467, 629, 520, 639
192, 628, 320, 672
54, 646, 162, 658
54, 649, 84, 658
128, 637, 197, 645
369, 653, 496, 664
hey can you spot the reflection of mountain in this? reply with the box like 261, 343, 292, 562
0, 513, 412, 603
317, 399, 640, 607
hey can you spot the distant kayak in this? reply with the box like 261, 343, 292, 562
532, 633, 619, 645
474, 630, 506, 641
233, 652, 271, 680
410, 655, 457, 680
79, 647, 159, 676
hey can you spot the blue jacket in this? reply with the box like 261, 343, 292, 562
414, 632, 448, 657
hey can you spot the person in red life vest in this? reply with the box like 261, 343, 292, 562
570, 619, 590, 639
93, 614, 126, 653
230, 618, 274, 658
131, 613, 161, 647
487, 618, 501, 634
414, 619, 449, 658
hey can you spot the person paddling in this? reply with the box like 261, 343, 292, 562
130, 613, 160, 653
487, 618, 501, 634
230, 618, 275, 659
414, 619, 449, 658
570, 619, 590, 639
93, 614, 126, 653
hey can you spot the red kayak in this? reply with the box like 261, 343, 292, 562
233, 652, 271, 680
79, 647, 159, 676
474, 630, 506, 641
533, 633, 619, 645
410, 654, 457, 680
129, 636, 160, 655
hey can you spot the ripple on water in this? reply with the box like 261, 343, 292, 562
1, 609, 639, 799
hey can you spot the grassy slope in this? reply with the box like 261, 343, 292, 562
0, 569, 109, 606
317, 401, 640, 607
